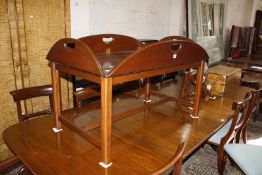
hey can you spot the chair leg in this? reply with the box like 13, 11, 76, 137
217, 149, 226, 175
241, 126, 247, 144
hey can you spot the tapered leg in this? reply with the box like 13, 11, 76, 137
217, 148, 226, 175
181, 71, 190, 98
100, 77, 112, 168
144, 78, 151, 103
192, 61, 204, 118
51, 63, 62, 132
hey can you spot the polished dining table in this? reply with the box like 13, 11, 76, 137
3, 73, 252, 175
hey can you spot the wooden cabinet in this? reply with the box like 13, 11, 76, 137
0, 0, 71, 161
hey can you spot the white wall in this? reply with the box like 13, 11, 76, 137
70, 0, 186, 39
70, 0, 90, 38
70, 0, 262, 40
225, 0, 254, 30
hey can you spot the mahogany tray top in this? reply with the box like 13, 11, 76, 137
46, 35, 208, 166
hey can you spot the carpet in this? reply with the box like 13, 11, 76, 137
181, 120, 262, 175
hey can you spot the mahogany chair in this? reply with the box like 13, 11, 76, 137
236, 88, 262, 143
10, 85, 53, 122
0, 85, 53, 174
151, 142, 186, 175
73, 88, 100, 108
207, 90, 259, 175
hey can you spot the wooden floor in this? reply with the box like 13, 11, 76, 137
3, 75, 253, 175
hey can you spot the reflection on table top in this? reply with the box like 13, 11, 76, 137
95, 51, 134, 76
3, 79, 252, 175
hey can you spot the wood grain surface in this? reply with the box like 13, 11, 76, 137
3, 78, 252, 174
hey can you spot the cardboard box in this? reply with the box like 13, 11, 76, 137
207, 65, 241, 96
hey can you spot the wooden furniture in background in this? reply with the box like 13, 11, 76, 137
151, 142, 186, 175
3, 77, 252, 174
225, 25, 255, 58
1, 85, 53, 174
207, 65, 241, 96
0, 0, 71, 161
253, 10, 262, 55
10, 85, 53, 122
47, 39, 208, 167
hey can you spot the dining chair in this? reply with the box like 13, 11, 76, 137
0, 85, 53, 174
73, 88, 100, 108
10, 85, 53, 122
151, 142, 186, 175
235, 88, 262, 143
207, 91, 253, 175
224, 144, 262, 175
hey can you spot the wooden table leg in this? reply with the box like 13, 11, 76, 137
181, 71, 190, 98
192, 61, 204, 118
144, 78, 151, 103
100, 77, 112, 168
51, 63, 62, 132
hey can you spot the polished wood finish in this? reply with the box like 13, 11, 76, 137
10, 85, 53, 122
3, 77, 252, 174
151, 142, 186, 175
51, 63, 62, 129
46, 37, 208, 165
73, 88, 100, 108
100, 77, 113, 165
80, 34, 142, 53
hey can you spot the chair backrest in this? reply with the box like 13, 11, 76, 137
219, 92, 253, 147
159, 36, 193, 42
236, 88, 262, 143
73, 88, 100, 108
79, 34, 142, 53
151, 142, 186, 175
10, 85, 53, 122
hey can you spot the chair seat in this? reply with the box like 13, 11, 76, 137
224, 144, 262, 175
208, 113, 242, 145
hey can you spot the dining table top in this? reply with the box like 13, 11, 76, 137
3, 76, 252, 175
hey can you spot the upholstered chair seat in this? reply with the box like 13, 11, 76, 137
224, 144, 262, 175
